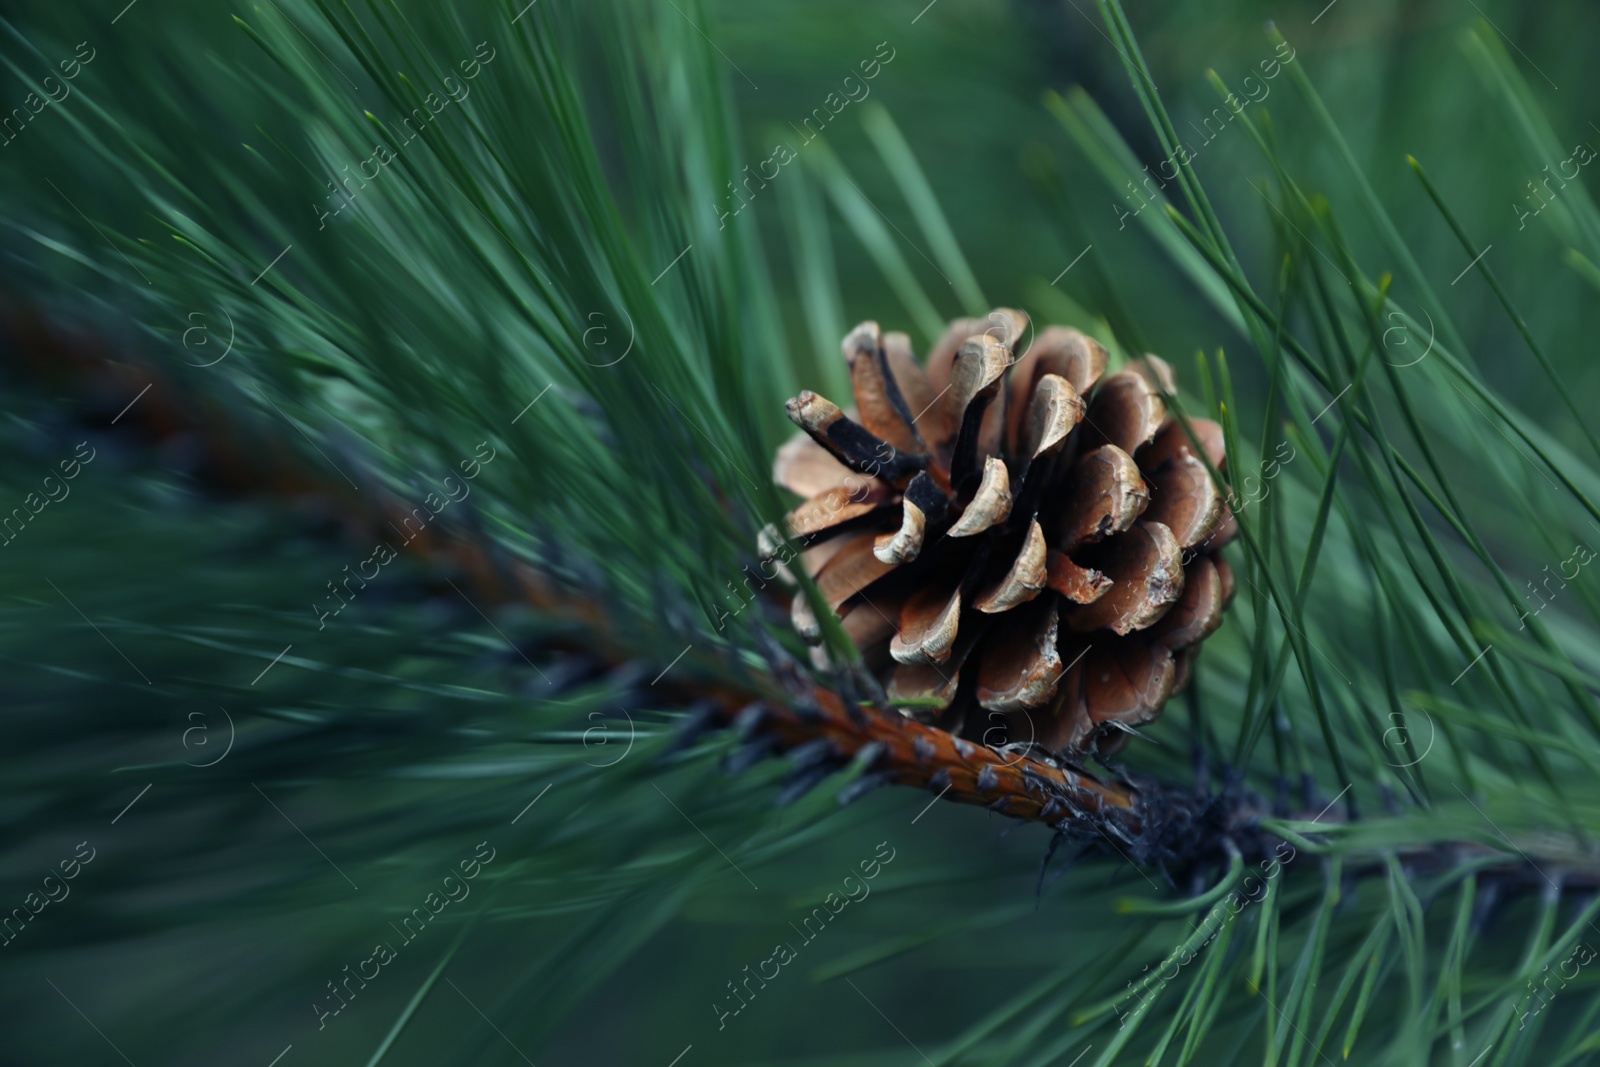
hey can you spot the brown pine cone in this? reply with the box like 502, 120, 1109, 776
771, 310, 1236, 762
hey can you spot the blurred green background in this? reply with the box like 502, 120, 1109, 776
2, 1, 1598, 1064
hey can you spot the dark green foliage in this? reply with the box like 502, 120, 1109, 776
2, 1, 1599, 1064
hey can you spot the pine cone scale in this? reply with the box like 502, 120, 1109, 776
844, 321, 927, 457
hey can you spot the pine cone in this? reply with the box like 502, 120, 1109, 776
772, 310, 1236, 761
